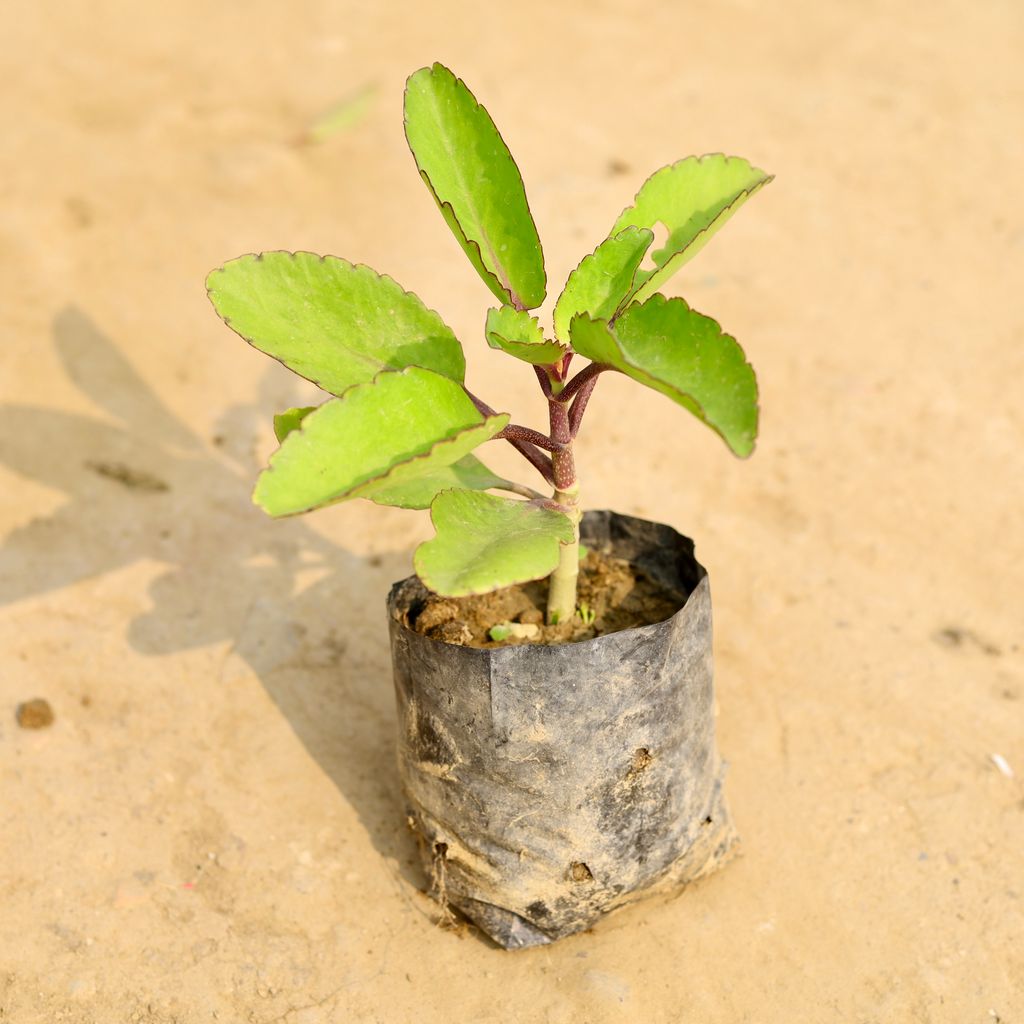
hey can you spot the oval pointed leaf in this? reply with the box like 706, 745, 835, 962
254, 367, 508, 516
273, 405, 318, 442
485, 306, 565, 365
207, 252, 466, 396
553, 226, 654, 342
611, 154, 772, 305
404, 64, 546, 309
369, 454, 509, 510
415, 490, 575, 597
570, 296, 758, 457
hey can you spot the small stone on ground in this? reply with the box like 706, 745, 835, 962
16, 698, 55, 729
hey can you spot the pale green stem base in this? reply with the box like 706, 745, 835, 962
547, 485, 580, 625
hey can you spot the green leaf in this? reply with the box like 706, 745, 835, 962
272, 408, 508, 510
485, 306, 565, 366
404, 63, 546, 309
611, 154, 772, 305
273, 406, 317, 442
552, 226, 654, 342
207, 252, 466, 396
569, 296, 758, 457
253, 367, 508, 516
415, 490, 575, 597
369, 454, 508, 510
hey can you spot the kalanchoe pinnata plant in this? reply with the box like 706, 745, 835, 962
207, 63, 772, 626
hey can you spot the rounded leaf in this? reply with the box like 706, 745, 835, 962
485, 306, 565, 365
368, 455, 508, 510
570, 297, 758, 457
207, 252, 465, 395
611, 154, 772, 304
254, 367, 508, 516
415, 490, 575, 597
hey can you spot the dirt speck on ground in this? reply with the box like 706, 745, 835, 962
933, 625, 1002, 656
409, 549, 684, 647
16, 698, 54, 729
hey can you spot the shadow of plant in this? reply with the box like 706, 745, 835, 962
0, 306, 423, 885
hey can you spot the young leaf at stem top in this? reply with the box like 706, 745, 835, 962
415, 489, 575, 597
610, 154, 772, 307
569, 295, 759, 457
552, 226, 654, 343
404, 63, 546, 310
253, 366, 508, 516
207, 252, 465, 395
485, 306, 565, 366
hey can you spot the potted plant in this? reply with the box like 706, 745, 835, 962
207, 62, 771, 948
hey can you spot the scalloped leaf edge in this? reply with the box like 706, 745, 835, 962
414, 490, 574, 597
205, 250, 467, 393
252, 368, 509, 517
485, 306, 566, 365
570, 298, 759, 457
553, 225, 655, 342
612, 154, 773, 307
403, 63, 547, 310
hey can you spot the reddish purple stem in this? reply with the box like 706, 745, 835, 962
568, 374, 600, 438
508, 439, 555, 485
498, 424, 557, 451
465, 388, 555, 486
557, 361, 608, 404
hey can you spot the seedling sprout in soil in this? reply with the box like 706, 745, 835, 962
207, 63, 772, 628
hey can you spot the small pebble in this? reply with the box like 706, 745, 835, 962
506, 622, 540, 640
16, 698, 54, 729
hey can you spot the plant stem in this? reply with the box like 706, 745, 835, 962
465, 387, 555, 485
547, 488, 580, 626
506, 439, 555, 485
496, 424, 557, 450
557, 361, 606, 403
546, 399, 580, 625
568, 374, 599, 438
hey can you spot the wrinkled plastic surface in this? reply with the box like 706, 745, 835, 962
387, 511, 737, 948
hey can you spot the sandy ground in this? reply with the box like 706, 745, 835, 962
2, 1, 1022, 1020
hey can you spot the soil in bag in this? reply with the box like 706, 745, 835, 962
407, 548, 685, 647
